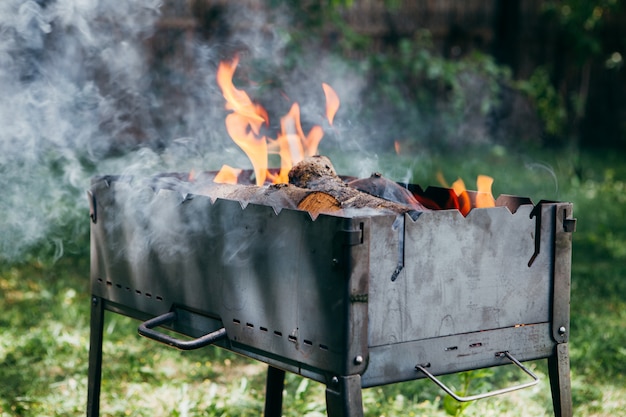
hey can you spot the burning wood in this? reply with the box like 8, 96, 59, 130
191, 155, 426, 217
288, 155, 428, 214
212, 55, 493, 217
348, 172, 429, 211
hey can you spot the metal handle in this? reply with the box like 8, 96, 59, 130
415, 351, 540, 402
138, 311, 227, 350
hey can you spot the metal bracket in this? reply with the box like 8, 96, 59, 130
528, 201, 550, 267
338, 228, 363, 246
415, 351, 540, 402
528, 200, 576, 267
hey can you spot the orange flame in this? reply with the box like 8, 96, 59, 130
213, 165, 243, 184
216, 55, 339, 186
322, 82, 340, 126
394, 140, 401, 155
475, 174, 496, 208
439, 173, 496, 216
452, 178, 472, 216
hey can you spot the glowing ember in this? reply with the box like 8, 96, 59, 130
216, 55, 339, 186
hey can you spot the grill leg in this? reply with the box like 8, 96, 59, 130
264, 366, 285, 417
548, 343, 573, 417
86, 296, 104, 417
325, 375, 364, 417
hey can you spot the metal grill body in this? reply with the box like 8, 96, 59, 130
87, 174, 574, 416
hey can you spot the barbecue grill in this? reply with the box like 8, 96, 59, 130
86, 172, 575, 417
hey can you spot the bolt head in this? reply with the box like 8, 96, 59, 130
558, 326, 567, 335
354, 355, 364, 365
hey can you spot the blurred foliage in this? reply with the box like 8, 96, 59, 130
361, 32, 513, 149
271, 0, 625, 149
543, 0, 622, 63
540, 0, 625, 145
259, 3, 542, 149
515, 68, 568, 138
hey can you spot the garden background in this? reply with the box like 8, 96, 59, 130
1, 1, 625, 416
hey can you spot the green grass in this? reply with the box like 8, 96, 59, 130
1, 146, 625, 416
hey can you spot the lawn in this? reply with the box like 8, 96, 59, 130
1, 146, 625, 416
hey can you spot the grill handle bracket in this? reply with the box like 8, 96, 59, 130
138, 311, 227, 350
415, 351, 540, 402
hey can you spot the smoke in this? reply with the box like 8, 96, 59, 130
0, 0, 164, 261
0, 1, 375, 263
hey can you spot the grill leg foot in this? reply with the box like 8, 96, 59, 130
548, 343, 573, 417
325, 375, 363, 417
264, 366, 286, 417
86, 296, 105, 417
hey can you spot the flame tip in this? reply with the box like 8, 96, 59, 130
216, 58, 340, 185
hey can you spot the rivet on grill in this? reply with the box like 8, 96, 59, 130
558, 326, 567, 335
331, 376, 339, 385
354, 355, 364, 365
332, 258, 339, 266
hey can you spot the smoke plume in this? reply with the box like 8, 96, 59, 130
0, 1, 374, 262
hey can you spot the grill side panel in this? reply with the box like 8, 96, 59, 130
90, 177, 370, 379
368, 205, 551, 347
363, 203, 572, 387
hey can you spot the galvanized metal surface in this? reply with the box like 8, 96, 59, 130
88, 173, 575, 416
368, 205, 552, 345
90, 176, 370, 380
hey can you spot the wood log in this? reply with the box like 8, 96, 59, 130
348, 172, 427, 210
190, 155, 426, 217
288, 155, 428, 214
